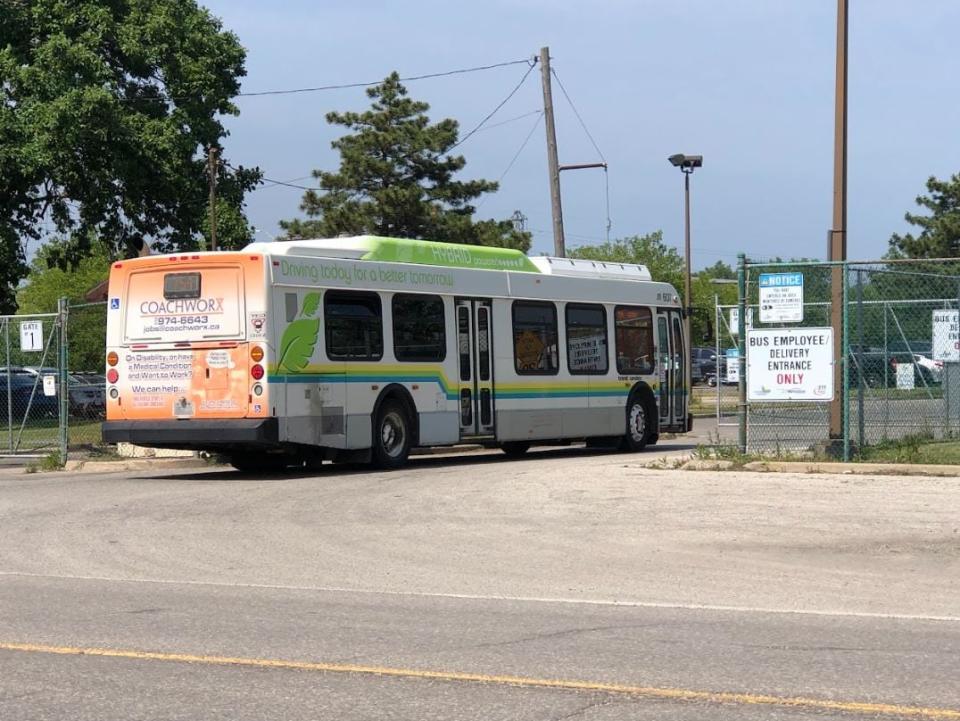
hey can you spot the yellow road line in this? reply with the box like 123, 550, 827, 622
1, 641, 958, 719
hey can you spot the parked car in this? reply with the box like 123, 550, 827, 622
691, 347, 724, 386
0, 369, 60, 421
847, 351, 940, 388
1, 366, 106, 418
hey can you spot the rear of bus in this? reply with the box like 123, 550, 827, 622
101, 252, 276, 450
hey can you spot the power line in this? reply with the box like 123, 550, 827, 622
476, 112, 544, 212
550, 67, 606, 163
238, 58, 535, 97
472, 110, 542, 134
550, 67, 612, 242
447, 60, 538, 153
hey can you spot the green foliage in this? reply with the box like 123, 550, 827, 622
16, 237, 111, 370
570, 231, 683, 288
889, 174, 960, 258
0, 0, 262, 306
280, 73, 531, 251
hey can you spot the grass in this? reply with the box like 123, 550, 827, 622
855, 435, 960, 465
0, 418, 103, 454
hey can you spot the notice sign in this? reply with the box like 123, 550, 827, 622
759, 273, 803, 323
747, 327, 833, 401
725, 348, 740, 383
932, 310, 959, 362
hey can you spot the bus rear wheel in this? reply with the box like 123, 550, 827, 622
372, 400, 412, 469
620, 395, 650, 452
500, 441, 530, 457
228, 452, 291, 474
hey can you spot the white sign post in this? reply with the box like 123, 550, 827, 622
759, 273, 804, 323
932, 309, 960, 362
19, 321, 43, 352
747, 327, 834, 401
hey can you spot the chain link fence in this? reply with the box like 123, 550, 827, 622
730, 257, 960, 458
0, 300, 107, 459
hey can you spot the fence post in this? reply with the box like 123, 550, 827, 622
842, 263, 850, 461
4, 319, 11, 453
737, 253, 747, 454
856, 269, 865, 449
58, 297, 69, 464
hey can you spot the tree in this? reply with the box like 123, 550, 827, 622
569, 231, 683, 289
280, 73, 531, 251
0, 0, 262, 310
889, 174, 960, 258
16, 238, 111, 371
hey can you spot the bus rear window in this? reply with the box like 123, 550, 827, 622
163, 272, 201, 300
124, 266, 243, 342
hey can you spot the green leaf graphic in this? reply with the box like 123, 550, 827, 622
301, 292, 320, 318
278, 318, 320, 372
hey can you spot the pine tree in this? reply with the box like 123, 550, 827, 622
281, 73, 530, 251
889, 174, 960, 258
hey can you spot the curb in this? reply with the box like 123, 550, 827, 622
680, 459, 960, 477
743, 460, 960, 477
64, 458, 208, 474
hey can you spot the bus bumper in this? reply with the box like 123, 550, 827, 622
102, 418, 279, 448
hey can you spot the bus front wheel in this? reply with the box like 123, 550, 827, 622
372, 400, 412, 469
621, 395, 650, 452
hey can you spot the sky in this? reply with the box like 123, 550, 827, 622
203, 0, 960, 270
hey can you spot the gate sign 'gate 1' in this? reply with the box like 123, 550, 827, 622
758, 273, 803, 323
747, 327, 833, 401
932, 309, 959, 362
19, 321, 43, 352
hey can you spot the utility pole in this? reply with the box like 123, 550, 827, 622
208, 145, 219, 252
828, 0, 848, 445
539, 46, 565, 257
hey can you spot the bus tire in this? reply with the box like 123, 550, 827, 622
500, 441, 530, 457
228, 452, 290, 474
372, 400, 412, 469
620, 393, 651, 452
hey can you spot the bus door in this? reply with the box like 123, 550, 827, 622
455, 299, 495, 438
656, 308, 687, 430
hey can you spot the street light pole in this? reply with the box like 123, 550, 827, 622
669, 154, 703, 429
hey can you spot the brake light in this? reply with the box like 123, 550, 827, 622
107, 368, 119, 384
107, 351, 119, 367
250, 364, 264, 380
250, 345, 264, 362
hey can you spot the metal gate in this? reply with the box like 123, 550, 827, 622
0, 307, 67, 458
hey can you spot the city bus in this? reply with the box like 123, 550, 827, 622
102, 236, 690, 470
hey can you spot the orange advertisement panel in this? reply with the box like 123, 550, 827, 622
115, 346, 250, 420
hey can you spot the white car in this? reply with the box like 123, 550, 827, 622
912, 354, 943, 381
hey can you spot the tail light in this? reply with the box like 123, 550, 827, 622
250, 345, 264, 362
107, 368, 119, 384
107, 351, 119, 367
250, 364, 264, 380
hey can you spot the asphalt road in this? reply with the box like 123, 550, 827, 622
1, 449, 959, 720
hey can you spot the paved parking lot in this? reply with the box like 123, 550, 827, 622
1, 449, 958, 719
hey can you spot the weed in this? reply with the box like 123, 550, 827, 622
26, 452, 63, 473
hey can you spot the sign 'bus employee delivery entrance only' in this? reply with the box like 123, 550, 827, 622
747, 327, 834, 401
